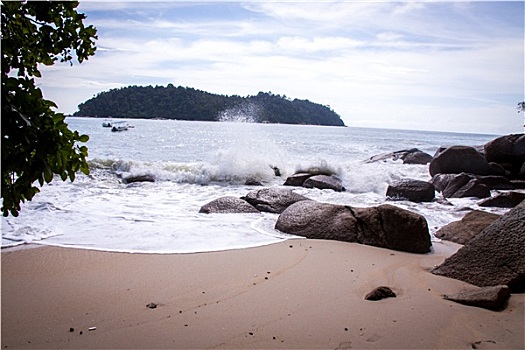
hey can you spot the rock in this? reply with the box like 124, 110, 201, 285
440, 173, 491, 198
386, 179, 435, 202
303, 174, 345, 192
283, 173, 313, 187
474, 175, 515, 190
478, 192, 525, 208
241, 187, 310, 214
365, 286, 397, 301
146, 303, 158, 309
430, 173, 456, 192
275, 201, 431, 253
512, 180, 525, 189
434, 210, 501, 244
451, 178, 491, 199
431, 200, 525, 292
484, 134, 525, 178
403, 151, 433, 165
244, 178, 263, 186
123, 174, 155, 184
199, 196, 259, 214
429, 146, 491, 177
443, 285, 511, 311
365, 148, 432, 164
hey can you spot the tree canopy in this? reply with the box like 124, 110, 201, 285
74, 85, 346, 127
1, 1, 97, 216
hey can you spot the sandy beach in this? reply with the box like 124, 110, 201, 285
1, 240, 523, 349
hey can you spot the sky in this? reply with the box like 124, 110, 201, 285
39, 1, 524, 134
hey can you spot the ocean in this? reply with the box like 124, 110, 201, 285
1, 117, 505, 253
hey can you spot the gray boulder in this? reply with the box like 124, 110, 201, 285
241, 187, 310, 214
275, 201, 431, 254
303, 174, 345, 192
434, 210, 501, 244
439, 173, 491, 198
429, 146, 491, 177
431, 200, 525, 292
443, 285, 511, 311
199, 196, 259, 214
478, 191, 525, 208
283, 173, 313, 187
484, 134, 525, 178
386, 179, 435, 202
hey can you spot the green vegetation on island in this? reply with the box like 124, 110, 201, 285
74, 85, 346, 127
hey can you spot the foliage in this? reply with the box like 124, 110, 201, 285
517, 101, 525, 113
1, 1, 97, 216
74, 85, 346, 127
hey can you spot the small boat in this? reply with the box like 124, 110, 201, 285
102, 118, 113, 127
111, 121, 129, 132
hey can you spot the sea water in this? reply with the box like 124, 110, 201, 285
1, 117, 505, 253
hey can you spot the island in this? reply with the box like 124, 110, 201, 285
74, 85, 345, 127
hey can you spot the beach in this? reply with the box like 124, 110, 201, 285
2, 240, 523, 349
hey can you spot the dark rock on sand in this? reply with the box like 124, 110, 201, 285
241, 187, 310, 214
386, 179, 435, 202
275, 201, 431, 253
478, 191, 525, 208
434, 210, 501, 244
303, 174, 345, 192
123, 174, 155, 184
443, 285, 511, 311
365, 286, 397, 301
365, 148, 432, 165
432, 200, 525, 292
199, 196, 259, 214
429, 146, 491, 177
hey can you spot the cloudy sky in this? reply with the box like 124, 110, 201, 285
40, 1, 524, 134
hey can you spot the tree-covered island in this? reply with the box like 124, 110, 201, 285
74, 85, 346, 127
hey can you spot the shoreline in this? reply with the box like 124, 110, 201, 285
2, 240, 523, 349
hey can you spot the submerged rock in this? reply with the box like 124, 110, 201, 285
365, 148, 432, 165
478, 191, 525, 208
199, 196, 259, 214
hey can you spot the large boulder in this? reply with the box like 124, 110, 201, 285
275, 201, 431, 254
431, 200, 525, 292
434, 210, 501, 244
484, 134, 525, 178
199, 196, 259, 214
303, 174, 345, 192
443, 285, 511, 311
429, 146, 491, 177
241, 187, 310, 214
386, 179, 435, 202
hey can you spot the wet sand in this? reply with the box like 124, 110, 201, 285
1, 240, 523, 349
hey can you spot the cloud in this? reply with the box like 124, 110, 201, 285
40, 1, 524, 134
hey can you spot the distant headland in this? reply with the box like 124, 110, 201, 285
74, 84, 345, 127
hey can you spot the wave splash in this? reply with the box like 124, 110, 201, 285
218, 102, 262, 123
